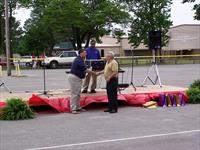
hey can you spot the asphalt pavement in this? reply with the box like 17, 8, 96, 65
0, 105, 200, 150
0, 64, 200, 92
0, 64, 200, 150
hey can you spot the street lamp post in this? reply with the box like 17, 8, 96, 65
4, 0, 11, 76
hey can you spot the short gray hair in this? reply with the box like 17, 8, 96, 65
106, 51, 115, 58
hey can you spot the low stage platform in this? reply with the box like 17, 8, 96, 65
0, 85, 188, 112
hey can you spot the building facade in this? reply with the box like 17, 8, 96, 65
98, 24, 200, 57
163, 24, 200, 56
52, 24, 200, 57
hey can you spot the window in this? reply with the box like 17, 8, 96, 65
61, 52, 69, 57
68, 52, 77, 57
61, 51, 77, 57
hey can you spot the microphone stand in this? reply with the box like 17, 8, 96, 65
130, 48, 137, 91
38, 60, 52, 97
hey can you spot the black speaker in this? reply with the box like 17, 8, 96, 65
148, 30, 162, 50
101, 49, 104, 57
85, 60, 105, 71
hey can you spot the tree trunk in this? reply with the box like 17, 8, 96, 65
76, 27, 82, 50
71, 25, 78, 50
0, 17, 4, 53
84, 32, 92, 48
70, 38, 77, 50
9, 7, 13, 58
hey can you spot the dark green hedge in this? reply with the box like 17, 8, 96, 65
190, 79, 200, 89
0, 98, 35, 120
187, 80, 200, 104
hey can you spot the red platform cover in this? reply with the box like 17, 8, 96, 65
27, 91, 187, 113
0, 101, 6, 108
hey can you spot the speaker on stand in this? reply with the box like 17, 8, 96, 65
148, 30, 162, 51
141, 30, 162, 87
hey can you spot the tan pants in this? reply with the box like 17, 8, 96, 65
68, 74, 82, 111
83, 73, 97, 91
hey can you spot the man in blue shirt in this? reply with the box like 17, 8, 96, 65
69, 49, 95, 114
82, 40, 101, 93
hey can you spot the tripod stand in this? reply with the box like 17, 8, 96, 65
130, 49, 137, 91
0, 80, 12, 93
141, 49, 162, 87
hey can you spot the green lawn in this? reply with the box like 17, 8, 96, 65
117, 58, 200, 66
1, 58, 199, 70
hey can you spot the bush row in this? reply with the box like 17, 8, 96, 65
0, 98, 35, 120
187, 80, 200, 104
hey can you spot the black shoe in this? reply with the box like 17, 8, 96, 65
104, 109, 111, 112
109, 110, 118, 113
90, 90, 96, 93
82, 90, 88, 93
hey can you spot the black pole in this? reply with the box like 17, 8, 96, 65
38, 60, 52, 97
130, 49, 134, 83
152, 49, 156, 64
130, 48, 136, 91
5, 0, 12, 76
43, 60, 47, 95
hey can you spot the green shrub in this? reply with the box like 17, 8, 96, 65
187, 88, 200, 104
0, 98, 35, 120
187, 79, 200, 104
0, 108, 3, 120
190, 79, 200, 89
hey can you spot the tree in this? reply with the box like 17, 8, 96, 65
19, 0, 129, 52
17, 13, 57, 55
17, 19, 56, 55
127, 0, 172, 50
183, 0, 200, 20
0, 1, 5, 54
0, 0, 23, 54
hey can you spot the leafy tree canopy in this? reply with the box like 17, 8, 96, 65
18, 0, 130, 55
127, 0, 173, 48
0, 0, 23, 55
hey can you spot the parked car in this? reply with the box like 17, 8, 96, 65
0, 57, 14, 66
13, 56, 33, 67
0, 57, 7, 66
44, 51, 78, 69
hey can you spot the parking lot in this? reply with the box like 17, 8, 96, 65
1, 64, 200, 93
0, 104, 200, 150
0, 64, 200, 150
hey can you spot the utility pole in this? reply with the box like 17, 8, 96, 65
5, 0, 11, 76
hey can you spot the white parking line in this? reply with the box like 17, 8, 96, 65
26, 129, 200, 150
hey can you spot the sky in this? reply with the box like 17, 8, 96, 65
14, 0, 200, 27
